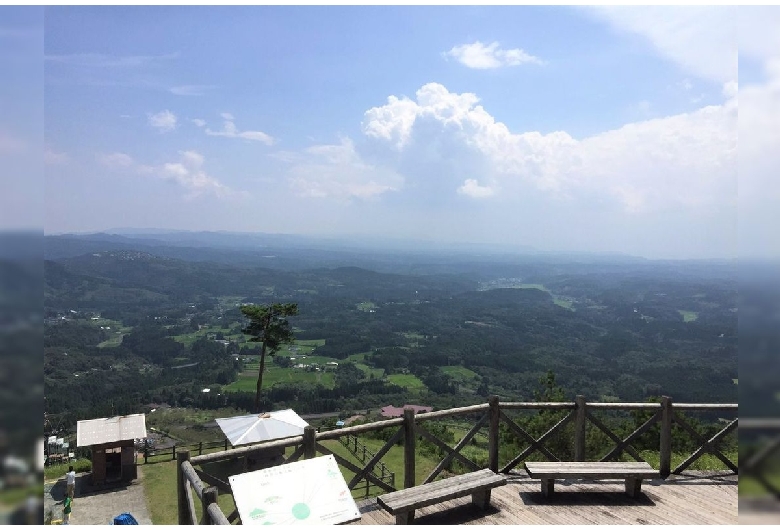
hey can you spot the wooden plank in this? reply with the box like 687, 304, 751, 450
206, 502, 231, 525
498, 410, 559, 462
416, 403, 489, 421
184, 481, 197, 526
284, 444, 304, 464
348, 428, 403, 489
525, 461, 657, 479
195, 468, 231, 492
191, 435, 303, 465
378, 470, 506, 513
671, 412, 737, 473
316, 417, 405, 440
500, 411, 574, 472
181, 461, 206, 501
599, 410, 660, 462
500, 402, 575, 410
585, 411, 644, 462
315, 443, 396, 493
418, 418, 484, 484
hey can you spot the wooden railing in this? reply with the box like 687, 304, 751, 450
177, 395, 738, 524
741, 418, 780, 499
338, 433, 396, 495
144, 438, 233, 463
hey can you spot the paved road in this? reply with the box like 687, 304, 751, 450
44, 468, 153, 525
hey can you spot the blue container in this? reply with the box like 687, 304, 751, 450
111, 513, 139, 525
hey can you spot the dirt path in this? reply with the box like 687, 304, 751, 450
44, 468, 153, 525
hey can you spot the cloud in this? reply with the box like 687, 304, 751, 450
736, 7, 780, 258
96, 149, 238, 198
444, 41, 543, 69
97, 152, 135, 168
44, 52, 179, 68
159, 150, 231, 198
170, 85, 214, 96
120, 114, 131, 119
0, 130, 25, 153
457, 179, 495, 198
191, 118, 206, 127
362, 82, 736, 213
148, 110, 177, 132
279, 137, 402, 199
588, 6, 737, 85
205, 115, 274, 145
44, 148, 69, 165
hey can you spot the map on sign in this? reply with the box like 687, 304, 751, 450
229, 454, 361, 525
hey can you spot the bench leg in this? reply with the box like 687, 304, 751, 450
471, 489, 491, 509
395, 510, 414, 525
625, 478, 642, 498
541, 478, 555, 497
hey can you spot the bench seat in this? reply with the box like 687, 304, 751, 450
377, 469, 507, 524
524, 461, 658, 498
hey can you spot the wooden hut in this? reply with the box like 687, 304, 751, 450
76, 413, 146, 486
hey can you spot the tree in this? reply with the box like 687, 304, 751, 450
240, 303, 299, 412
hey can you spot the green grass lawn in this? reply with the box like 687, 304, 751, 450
739, 473, 780, 496
678, 310, 699, 322
441, 366, 479, 382
387, 373, 426, 391
356, 302, 377, 312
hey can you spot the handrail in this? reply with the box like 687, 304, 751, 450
176, 396, 739, 524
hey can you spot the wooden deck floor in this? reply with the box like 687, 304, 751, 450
350, 471, 738, 525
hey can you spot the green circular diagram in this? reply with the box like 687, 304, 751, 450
292, 503, 311, 520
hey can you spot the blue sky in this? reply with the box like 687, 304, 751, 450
25, 6, 779, 258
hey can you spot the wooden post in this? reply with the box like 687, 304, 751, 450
202, 486, 218, 524
144, 443, 149, 464
660, 396, 673, 478
176, 449, 191, 525
198, 442, 203, 456
303, 426, 317, 459
172, 444, 176, 461
574, 395, 586, 461
224, 438, 228, 451
403, 408, 416, 490
488, 395, 500, 473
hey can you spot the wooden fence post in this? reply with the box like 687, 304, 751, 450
489, 395, 500, 473
224, 438, 228, 451
202, 486, 218, 525
176, 449, 191, 525
575, 395, 587, 461
403, 408, 416, 490
303, 426, 317, 459
198, 442, 203, 456
172, 444, 177, 461
660, 396, 673, 478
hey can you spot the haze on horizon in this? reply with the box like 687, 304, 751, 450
5, 6, 778, 260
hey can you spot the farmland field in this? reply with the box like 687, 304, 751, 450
678, 310, 699, 322
387, 373, 426, 391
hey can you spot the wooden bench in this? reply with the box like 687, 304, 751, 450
524, 461, 658, 498
377, 469, 507, 524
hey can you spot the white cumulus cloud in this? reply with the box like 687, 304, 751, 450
148, 110, 177, 132
97, 152, 135, 168
362, 82, 736, 213
44, 148, 69, 165
444, 41, 543, 69
279, 137, 402, 200
457, 179, 495, 198
588, 6, 737, 85
191, 118, 206, 127
206, 114, 274, 145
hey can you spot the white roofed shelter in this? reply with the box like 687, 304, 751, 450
216, 409, 309, 472
216, 409, 308, 447
76, 413, 146, 486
